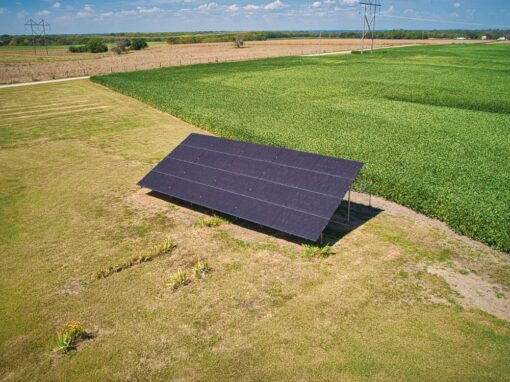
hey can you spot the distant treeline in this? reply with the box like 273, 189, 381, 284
1, 29, 509, 47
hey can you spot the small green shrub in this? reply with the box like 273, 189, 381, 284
68, 45, 88, 53
131, 38, 148, 50
54, 322, 88, 354
169, 269, 191, 290
69, 41, 108, 54
458, 269, 470, 275
87, 40, 108, 53
95, 237, 176, 279
193, 215, 230, 228
301, 244, 333, 259
193, 261, 212, 278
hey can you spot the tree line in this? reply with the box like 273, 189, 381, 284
1, 30, 508, 47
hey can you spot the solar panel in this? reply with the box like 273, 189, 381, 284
139, 134, 363, 241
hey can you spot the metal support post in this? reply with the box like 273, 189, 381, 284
347, 186, 351, 224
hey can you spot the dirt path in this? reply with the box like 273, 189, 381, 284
349, 191, 496, 252
0, 76, 90, 89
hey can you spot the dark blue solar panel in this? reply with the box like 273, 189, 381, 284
184, 134, 281, 161
139, 133, 363, 241
154, 158, 339, 217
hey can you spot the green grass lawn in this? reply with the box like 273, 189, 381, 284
92, 43, 510, 253
1, 80, 510, 381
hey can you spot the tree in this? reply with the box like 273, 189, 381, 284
234, 36, 244, 48
112, 39, 130, 54
69, 45, 88, 53
87, 40, 108, 53
0, 35, 11, 46
131, 38, 148, 50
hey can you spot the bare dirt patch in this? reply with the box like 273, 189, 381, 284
0, 38, 484, 84
428, 265, 510, 321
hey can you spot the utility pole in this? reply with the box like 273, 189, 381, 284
359, 0, 381, 54
25, 19, 51, 55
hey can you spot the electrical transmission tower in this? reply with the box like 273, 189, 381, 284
359, 0, 381, 54
25, 19, 51, 55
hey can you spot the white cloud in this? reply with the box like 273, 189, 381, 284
227, 4, 239, 12
0, 7, 7, 15
52, 2, 61, 9
243, 0, 286, 11
324, 0, 335, 4
312, 2, 321, 8
453, 2, 461, 8
75, 4, 94, 18
341, 0, 357, 4
137, 6, 164, 14
38, 10, 51, 17
198, 2, 218, 11
264, 0, 286, 10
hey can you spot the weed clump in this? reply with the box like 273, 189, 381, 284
193, 215, 230, 228
168, 261, 213, 291
54, 322, 89, 354
193, 260, 212, 278
169, 269, 191, 290
301, 244, 333, 259
95, 237, 176, 280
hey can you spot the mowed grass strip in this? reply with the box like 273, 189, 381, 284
92, 43, 510, 252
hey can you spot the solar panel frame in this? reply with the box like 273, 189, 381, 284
139, 133, 363, 241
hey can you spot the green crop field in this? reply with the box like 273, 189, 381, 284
92, 43, 510, 253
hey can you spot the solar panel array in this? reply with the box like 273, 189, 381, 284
139, 134, 363, 241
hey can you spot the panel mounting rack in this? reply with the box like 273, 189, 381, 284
139, 134, 363, 241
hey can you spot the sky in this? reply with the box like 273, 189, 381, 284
0, 0, 509, 34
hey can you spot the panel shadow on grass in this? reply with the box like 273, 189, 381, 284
147, 190, 382, 246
